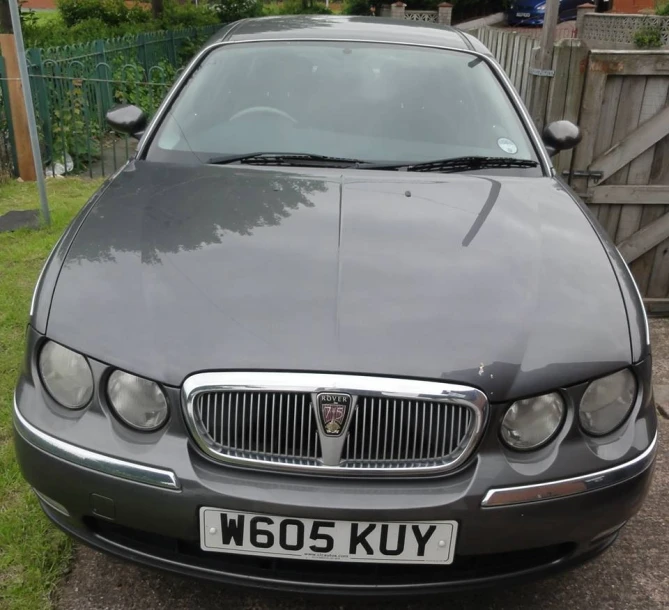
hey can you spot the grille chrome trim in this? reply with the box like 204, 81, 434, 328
182, 372, 488, 476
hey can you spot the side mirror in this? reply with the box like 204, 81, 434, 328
542, 120, 581, 156
106, 104, 148, 139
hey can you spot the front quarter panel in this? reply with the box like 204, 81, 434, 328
30, 170, 122, 334
558, 177, 649, 363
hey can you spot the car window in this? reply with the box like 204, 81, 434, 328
145, 41, 538, 166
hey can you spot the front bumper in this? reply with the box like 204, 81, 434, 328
14, 376, 657, 594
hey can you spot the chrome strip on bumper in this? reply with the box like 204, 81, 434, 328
482, 433, 657, 507
13, 396, 181, 491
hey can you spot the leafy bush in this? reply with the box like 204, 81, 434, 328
215, 0, 264, 22
161, 1, 221, 28
25, 0, 219, 48
69, 18, 118, 42
264, 0, 333, 14
342, 0, 372, 14
113, 59, 177, 114
633, 25, 663, 48
657, 2, 669, 15
57, 0, 132, 27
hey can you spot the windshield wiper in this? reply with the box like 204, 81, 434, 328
207, 152, 367, 167
368, 156, 540, 173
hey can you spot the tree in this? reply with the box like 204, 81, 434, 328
152, 0, 164, 19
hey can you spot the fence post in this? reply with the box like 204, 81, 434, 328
390, 2, 406, 20
0, 34, 36, 180
545, 39, 589, 176
168, 30, 177, 66
576, 4, 595, 39
138, 33, 149, 75
0, 55, 19, 176
438, 3, 453, 25
94, 39, 112, 122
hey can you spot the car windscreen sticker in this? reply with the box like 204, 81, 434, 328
497, 138, 518, 154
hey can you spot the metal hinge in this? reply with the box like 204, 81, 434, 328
562, 170, 604, 183
529, 68, 555, 77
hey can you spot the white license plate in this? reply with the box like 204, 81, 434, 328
517, 12, 531, 17
200, 508, 458, 564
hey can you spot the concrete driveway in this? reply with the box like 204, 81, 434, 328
55, 320, 669, 610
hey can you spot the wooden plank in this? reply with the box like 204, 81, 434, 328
545, 39, 571, 126
590, 75, 623, 224
499, 32, 509, 72
588, 51, 669, 77
569, 58, 607, 196
519, 37, 534, 105
618, 212, 669, 262
647, 234, 669, 297
644, 298, 669, 317
505, 33, 515, 77
0, 34, 36, 181
590, 105, 669, 185
601, 75, 647, 239
646, 114, 669, 297
590, 185, 669, 204
615, 77, 669, 244
509, 34, 521, 91
556, 40, 589, 178
630, 86, 669, 294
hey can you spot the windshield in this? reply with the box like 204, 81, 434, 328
145, 41, 539, 167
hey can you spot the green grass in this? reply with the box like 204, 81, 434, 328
0, 178, 102, 610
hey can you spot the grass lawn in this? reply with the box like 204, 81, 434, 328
0, 178, 102, 610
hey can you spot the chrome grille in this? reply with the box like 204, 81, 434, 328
341, 398, 472, 468
184, 373, 487, 476
195, 392, 321, 465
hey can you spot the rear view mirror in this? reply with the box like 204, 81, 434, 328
106, 104, 148, 139
542, 120, 581, 156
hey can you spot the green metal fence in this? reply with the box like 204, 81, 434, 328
0, 24, 221, 178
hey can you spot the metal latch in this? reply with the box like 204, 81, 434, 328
562, 170, 604, 183
529, 68, 555, 77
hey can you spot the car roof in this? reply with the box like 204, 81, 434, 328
208, 16, 491, 54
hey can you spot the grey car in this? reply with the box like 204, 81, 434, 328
14, 16, 657, 595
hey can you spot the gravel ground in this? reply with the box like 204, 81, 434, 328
55, 320, 669, 610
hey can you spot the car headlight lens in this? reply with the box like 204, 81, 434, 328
536, 3, 546, 10
107, 370, 168, 431
500, 392, 565, 450
579, 370, 636, 436
39, 341, 94, 409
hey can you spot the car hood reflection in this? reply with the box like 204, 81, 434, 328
47, 161, 630, 401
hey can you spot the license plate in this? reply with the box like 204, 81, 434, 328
200, 508, 458, 564
516, 12, 531, 17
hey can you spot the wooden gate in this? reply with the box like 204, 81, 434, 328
570, 50, 669, 310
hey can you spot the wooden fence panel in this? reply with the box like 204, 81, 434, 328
471, 28, 536, 108
569, 50, 669, 304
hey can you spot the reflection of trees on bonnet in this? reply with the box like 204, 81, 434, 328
69, 163, 330, 264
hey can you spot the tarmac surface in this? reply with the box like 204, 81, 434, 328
55, 319, 669, 610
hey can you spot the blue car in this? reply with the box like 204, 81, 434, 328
507, 0, 581, 25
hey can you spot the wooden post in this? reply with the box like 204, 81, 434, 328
0, 33, 35, 181
576, 3, 595, 38
528, 0, 560, 132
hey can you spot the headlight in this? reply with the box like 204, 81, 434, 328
39, 341, 94, 409
536, 3, 546, 10
579, 370, 636, 436
500, 392, 565, 450
107, 370, 168, 430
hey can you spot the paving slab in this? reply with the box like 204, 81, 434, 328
55, 320, 669, 610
